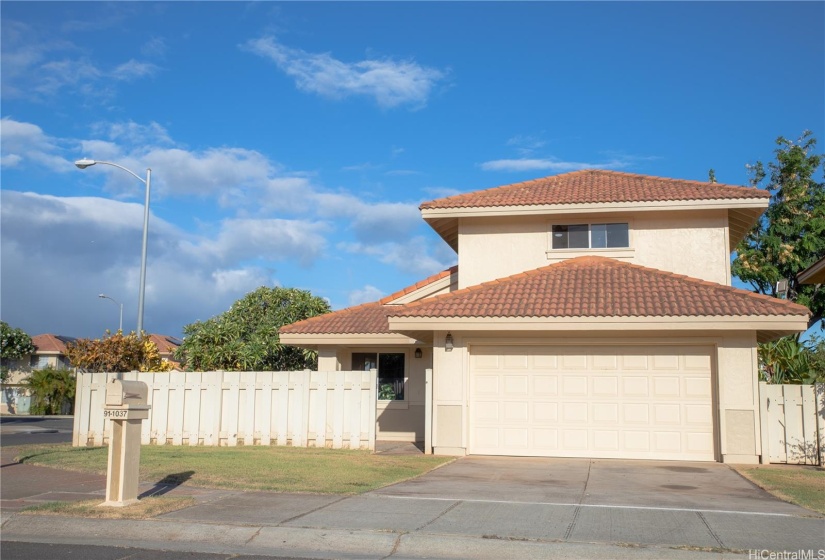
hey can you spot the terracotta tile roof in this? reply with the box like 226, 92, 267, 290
31, 334, 77, 354
389, 257, 809, 319
281, 266, 458, 335
280, 302, 395, 335
420, 170, 769, 210
147, 334, 182, 354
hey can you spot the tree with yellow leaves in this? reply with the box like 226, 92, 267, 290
65, 331, 174, 372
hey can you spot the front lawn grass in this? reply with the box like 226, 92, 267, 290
14, 444, 453, 494
735, 465, 825, 514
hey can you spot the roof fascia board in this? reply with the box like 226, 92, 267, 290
799, 256, 825, 284
421, 199, 768, 219
385, 275, 454, 304
387, 316, 808, 332
280, 333, 419, 346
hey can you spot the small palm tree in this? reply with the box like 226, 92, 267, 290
25, 368, 76, 415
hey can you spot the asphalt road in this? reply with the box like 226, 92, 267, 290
2, 541, 303, 560
0, 416, 73, 446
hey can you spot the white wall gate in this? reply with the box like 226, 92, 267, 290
759, 382, 824, 465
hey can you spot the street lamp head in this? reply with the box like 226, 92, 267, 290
98, 294, 106, 298
75, 158, 97, 169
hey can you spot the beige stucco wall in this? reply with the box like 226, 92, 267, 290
715, 332, 761, 464
457, 210, 730, 288
429, 330, 762, 463
318, 345, 429, 442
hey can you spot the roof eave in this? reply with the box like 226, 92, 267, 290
423, 199, 768, 253
387, 315, 809, 334
280, 333, 420, 348
799, 256, 825, 284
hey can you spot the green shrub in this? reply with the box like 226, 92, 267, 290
25, 367, 76, 415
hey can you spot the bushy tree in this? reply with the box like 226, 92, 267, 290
65, 331, 173, 372
26, 367, 76, 415
731, 130, 825, 330
1, 321, 35, 383
175, 287, 330, 371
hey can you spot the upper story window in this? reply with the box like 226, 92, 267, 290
551, 223, 629, 249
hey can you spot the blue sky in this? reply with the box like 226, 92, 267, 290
1, 1, 823, 339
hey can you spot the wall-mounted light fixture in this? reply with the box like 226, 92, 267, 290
414, 348, 423, 359
445, 333, 454, 352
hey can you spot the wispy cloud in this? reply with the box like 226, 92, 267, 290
243, 36, 447, 109
480, 156, 648, 173
111, 59, 160, 81
348, 285, 385, 306
1, 18, 159, 102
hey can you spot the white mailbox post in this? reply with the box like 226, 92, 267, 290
102, 379, 151, 507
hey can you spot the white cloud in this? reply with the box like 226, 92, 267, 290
141, 36, 167, 58
1, 18, 160, 102
480, 157, 633, 172
314, 192, 420, 243
243, 36, 446, 109
0, 118, 72, 172
348, 285, 385, 306
339, 236, 454, 277
0, 191, 312, 337
111, 59, 160, 81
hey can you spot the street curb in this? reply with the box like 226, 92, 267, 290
0, 513, 745, 560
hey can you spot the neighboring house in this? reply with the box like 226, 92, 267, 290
1, 333, 182, 414
280, 170, 810, 464
147, 333, 183, 369
1, 333, 76, 414
798, 254, 825, 285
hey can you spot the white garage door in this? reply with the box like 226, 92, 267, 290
469, 345, 715, 461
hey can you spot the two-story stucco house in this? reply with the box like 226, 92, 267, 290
280, 170, 810, 464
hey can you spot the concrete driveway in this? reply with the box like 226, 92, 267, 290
372, 455, 809, 514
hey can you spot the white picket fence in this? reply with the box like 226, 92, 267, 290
759, 382, 825, 465
73, 370, 377, 450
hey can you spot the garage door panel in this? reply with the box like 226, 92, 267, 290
594, 430, 619, 451
503, 375, 528, 395
653, 354, 680, 370
653, 404, 681, 424
503, 401, 529, 422
685, 403, 712, 424
474, 375, 499, 394
563, 429, 588, 449
653, 431, 682, 452
563, 376, 587, 395
533, 375, 558, 395
562, 402, 588, 422
502, 428, 528, 448
470, 345, 715, 461
623, 403, 650, 423
593, 376, 619, 396
685, 377, 711, 398
623, 431, 651, 451
561, 354, 587, 369
474, 401, 499, 422
533, 428, 558, 449
623, 377, 649, 396
593, 403, 619, 423
593, 354, 618, 370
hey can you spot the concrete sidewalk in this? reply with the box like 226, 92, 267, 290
2, 450, 823, 559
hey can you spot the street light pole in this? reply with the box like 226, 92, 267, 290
98, 294, 123, 332
76, 159, 151, 338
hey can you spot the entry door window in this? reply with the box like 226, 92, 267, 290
352, 352, 405, 401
